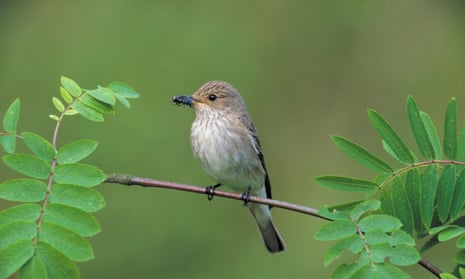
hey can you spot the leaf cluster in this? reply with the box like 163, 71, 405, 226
315, 96, 465, 278
0, 77, 139, 278
316, 200, 419, 278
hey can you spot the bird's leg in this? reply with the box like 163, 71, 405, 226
241, 187, 251, 206
205, 183, 221, 201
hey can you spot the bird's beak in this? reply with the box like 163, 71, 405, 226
172, 95, 199, 106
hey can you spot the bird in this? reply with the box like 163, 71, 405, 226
172, 81, 285, 253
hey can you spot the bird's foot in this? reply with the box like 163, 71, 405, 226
241, 187, 251, 206
205, 183, 221, 201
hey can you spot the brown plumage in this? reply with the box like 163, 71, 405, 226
173, 81, 285, 253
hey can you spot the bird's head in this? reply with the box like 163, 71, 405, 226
173, 81, 246, 114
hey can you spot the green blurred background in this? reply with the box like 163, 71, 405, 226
1, 1, 465, 278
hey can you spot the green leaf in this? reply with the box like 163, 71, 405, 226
379, 188, 394, 216
330, 263, 364, 279
56, 139, 98, 164
87, 86, 116, 105
54, 163, 105, 187
0, 240, 34, 279
52, 97, 65, 113
437, 225, 465, 242
71, 101, 104, 122
404, 169, 423, 233
406, 96, 435, 159
352, 263, 411, 279
79, 94, 114, 114
318, 206, 350, 221
368, 109, 414, 165
455, 250, 465, 265
390, 229, 416, 246
328, 200, 365, 213
314, 176, 378, 193
0, 204, 41, 226
0, 133, 16, 153
325, 235, 363, 266
350, 200, 381, 221
441, 273, 459, 279
364, 230, 394, 246
60, 86, 74, 104
315, 220, 356, 241
460, 267, 465, 279
107, 82, 140, 98
2, 153, 50, 179
359, 214, 402, 232
63, 109, 78, 116
437, 165, 456, 222
371, 244, 420, 266
44, 204, 101, 237
60, 76, 81, 98
115, 95, 130, 108
456, 234, 465, 248
0, 178, 47, 202
0, 221, 36, 249
429, 224, 450, 235
36, 241, 79, 279
420, 111, 441, 159
39, 222, 94, 262
22, 132, 55, 161
450, 169, 465, 220
421, 164, 439, 228
444, 98, 457, 160
457, 122, 465, 162
49, 114, 60, 121
390, 178, 414, 234
18, 256, 47, 279
3, 98, 20, 133
49, 184, 106, 212
332, 136, 393, 174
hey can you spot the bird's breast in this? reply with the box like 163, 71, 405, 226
190, 113, 264, 189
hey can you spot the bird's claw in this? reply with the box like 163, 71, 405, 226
205, 183, 221, 201
241, 188, 251, 206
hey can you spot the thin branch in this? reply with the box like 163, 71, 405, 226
104, 173, 330, 221
418, 258, 442, 278
104, 173, 443, 278
0, 131, 23, 139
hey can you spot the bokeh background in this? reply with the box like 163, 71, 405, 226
1, 1, 465, 278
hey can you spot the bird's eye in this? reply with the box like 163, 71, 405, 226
208, 94, 217, 101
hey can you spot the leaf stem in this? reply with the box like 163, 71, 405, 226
33, 102, 75, 245
378, 159, 465, 191
0, 132, 23, 139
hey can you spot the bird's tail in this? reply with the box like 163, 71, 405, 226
249, 203, 285, 253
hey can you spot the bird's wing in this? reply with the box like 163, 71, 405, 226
240, 114, 273, 200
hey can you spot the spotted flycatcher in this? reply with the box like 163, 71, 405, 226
173, 81, 285, 253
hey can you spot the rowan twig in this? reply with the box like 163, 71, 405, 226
104, 173, 442, 278
104, 173, 330, 221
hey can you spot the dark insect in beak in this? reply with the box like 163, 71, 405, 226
172, 95, 193, 106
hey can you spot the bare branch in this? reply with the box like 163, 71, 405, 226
104, 173, 442, 277
104, 173, 330, 221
